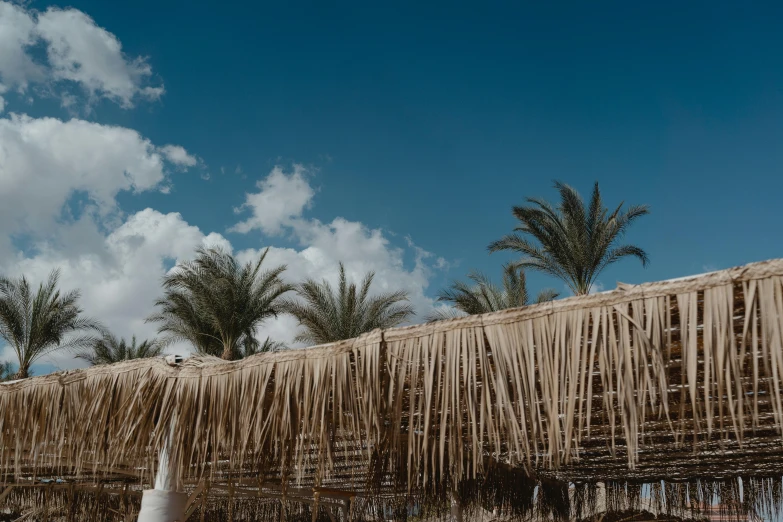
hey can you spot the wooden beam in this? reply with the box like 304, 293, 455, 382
313, 486, 358, 499
183, 481, 206, 521
0, 485, 14, 503
243, 491, 340, 506
340, 500, 349, 522
89, 465, 142, 479
211, 486, 344, 508
245, 482, 360, 499
223, 482, 360, 505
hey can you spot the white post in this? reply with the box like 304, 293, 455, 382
449, 492, 463, 522
137, 440, 188, 521
138, 361, 187, 522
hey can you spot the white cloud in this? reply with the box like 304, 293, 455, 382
36, 8, 163, 107
0, 1, 163, 109
0, 2, 44, 91
230, 164, 315, 235
0, 114, 195, 239
561, 280, 605, 297
588, 281, 605, 294
161, 145, 199, 168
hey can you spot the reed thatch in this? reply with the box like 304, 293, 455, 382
2, 258, 783, 520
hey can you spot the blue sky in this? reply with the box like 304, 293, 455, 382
1, 0, 782, 371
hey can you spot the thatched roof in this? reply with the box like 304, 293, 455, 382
2, 258, 783, 520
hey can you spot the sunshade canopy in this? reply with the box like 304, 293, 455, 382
2, 259, 783, 520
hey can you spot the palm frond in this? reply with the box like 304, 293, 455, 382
424, 307, 468, 323
535, 288, 560, 303
240, 336, 287, 357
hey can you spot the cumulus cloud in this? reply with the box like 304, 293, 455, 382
230, 164, 315, 235
0, 2, 45, 90
161, 145, 199, 168
0, 114, 196, 239
0, 1, 163, 109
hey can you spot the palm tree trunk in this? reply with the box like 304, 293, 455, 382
220, 343, 233, 361
12, 367, 28, 380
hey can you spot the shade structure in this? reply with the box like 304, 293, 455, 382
2, 259, 783, 520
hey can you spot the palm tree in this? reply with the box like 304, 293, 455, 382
240, 337, 287, 357
282, 263, 415, 345
488, 181, 649, 295
0, 270, 103, 379
0, 361, 14, 382
427, 263, 558, 322
76, 333, 163, 365
147, 247, 293, 360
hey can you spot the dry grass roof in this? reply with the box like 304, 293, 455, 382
2, 258, 783, 520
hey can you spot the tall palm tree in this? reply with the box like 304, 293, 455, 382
488, 181, 649, 295
76, 333, 163, 366
0, 361, 14, 382
427, 263, 558, 322
147, 247, 293, 360
282, 263, 415, 345
0, 270, 102, 379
